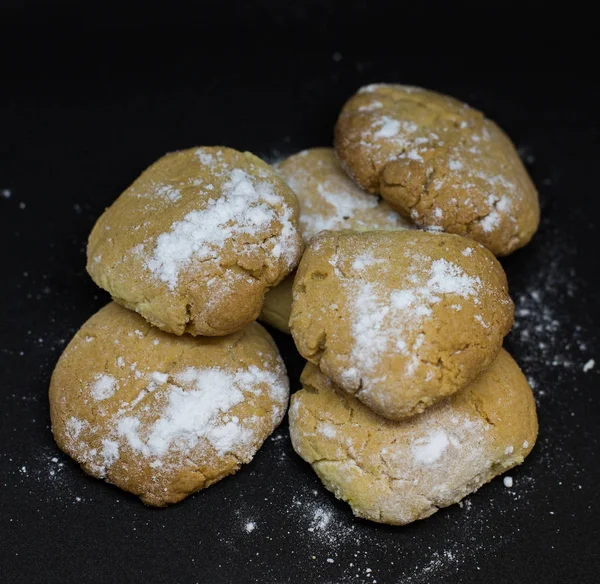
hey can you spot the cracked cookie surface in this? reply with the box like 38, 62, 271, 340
290, 230, 514, 420
49, 303, 289, 506
334, 84, 540, 256
260, 147, 413, 334
87, 147, 303, 336
289, 349, 537, 525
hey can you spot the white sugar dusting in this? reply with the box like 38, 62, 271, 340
317, 423, 337, 439
411, 430, 450, 464
64, 364, 289, 475
347, 255, 481, 386
281, 152, 411, 242
373, 116, 401, 139
91, 374, 117, 401
146, 165, 298, 289
480, 197, 511, 233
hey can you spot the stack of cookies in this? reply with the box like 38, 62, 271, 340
50, 149, 303, 506
50, 84, 539, 525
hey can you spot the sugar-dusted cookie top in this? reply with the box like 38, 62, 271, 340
87, 147, 303, 336
289, 349, 538, 525
49, 303, 289, 506
278, 147, 412, 242
290, 230, 514, 419
334, 84, 540, 256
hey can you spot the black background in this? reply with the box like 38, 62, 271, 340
1, 12, 599, 584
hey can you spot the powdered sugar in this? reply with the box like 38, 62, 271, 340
347, 256, 482, 386
154, 185, 182, 202
317, 423, 337, 439
280, 149, 410, 242
117, 368, 253, 458
146, 164, 299, 289
91, 374, 117, 401
373, 116, 402, 139
65, 364, 289, 476
411, 430, 450, 464
480, 196, 512, 233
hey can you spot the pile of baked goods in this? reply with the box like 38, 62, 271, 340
50, 84, 539, 525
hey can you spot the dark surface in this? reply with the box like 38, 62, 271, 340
1, 54, 599, 584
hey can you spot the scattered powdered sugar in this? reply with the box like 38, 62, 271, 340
65, 364, 289, 476
372, 116, 402, 139
281, 152, 410, 242
351, 252, 384, 271
503, 476, 514, 488
308, 508, 332, 532
90, 374, 118, 401
507, 218, 593, 392
196, 150, 216, 166
245, 521, 256, 533
146, 161, 299, 289
346, 255, 482, 386
117, 368, 254, 458
101, 439, 120, 467
317, 423, 337, 439
379, 411, 489, 492
480, 196, 512, 233
411, 430, 450, 464
154, 184, 181, 202
371, 116, 418, 142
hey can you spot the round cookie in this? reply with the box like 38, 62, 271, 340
334, 84, 540, 256
290, 230, 514, 420
87, 147, 303, 336
49, 302, 289, 507
260, 148, 412, 334
289, 349, 538, 525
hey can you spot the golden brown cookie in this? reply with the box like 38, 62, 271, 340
334, 84, 540, 256
290, 230, 514, 420
289, 349, 538, 525
260, 274, 295, 334
260, 148, 412, 334
87, 147, 303, 336
278, 147, 412, 242
49, 303, 289, 506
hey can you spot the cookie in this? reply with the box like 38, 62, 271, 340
289, 349, 538, 525
290, 230, 513, 420
334, 84, 540, 256
278, 148, 412, 242
49, 302, 289, 506
260, 148, 412, 334
259, 274, 295, 334
87, 147, 303, 336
